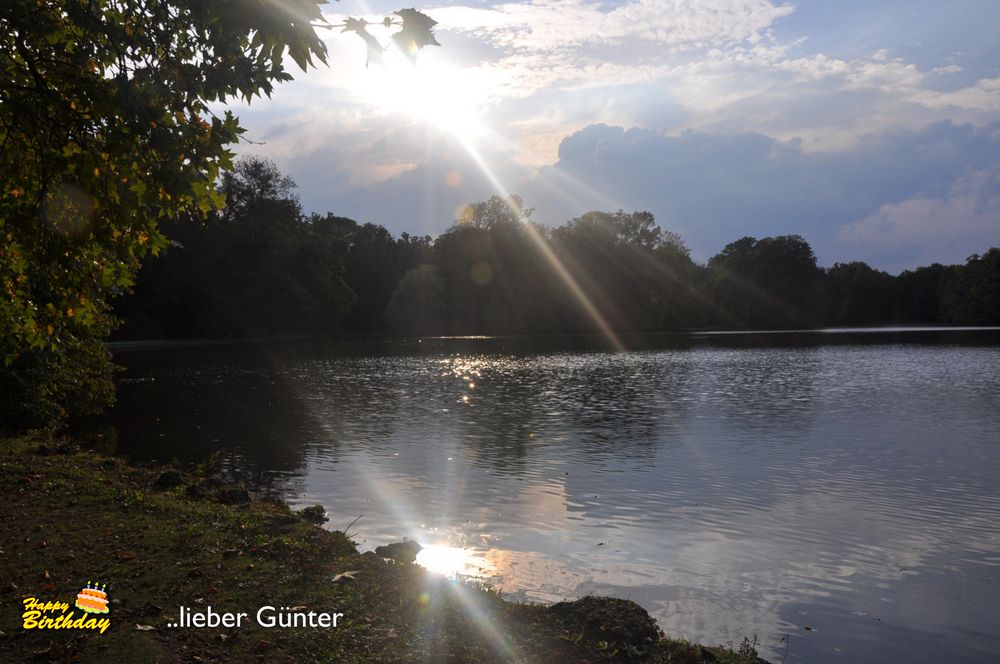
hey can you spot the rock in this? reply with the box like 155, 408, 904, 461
374, 540, 422, 564
186, 482, 207, 499
185, 477, 250, 504
359, 551, 388, 569
154, 469, 185, 491
201, 476, 226, 489
299, 505, 328, 524
547, 596, 662, 656
215, 486, 252, 505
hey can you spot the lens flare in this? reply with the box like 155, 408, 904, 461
416, 544, 476, 578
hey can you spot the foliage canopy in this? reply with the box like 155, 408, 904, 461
0, 0, 331, 429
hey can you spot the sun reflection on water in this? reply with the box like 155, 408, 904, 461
415, 544, 494, 579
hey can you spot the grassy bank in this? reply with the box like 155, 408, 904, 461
0, 437, 766, 663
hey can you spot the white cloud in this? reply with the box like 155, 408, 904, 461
431, 0, 795, 98
919, 76, 1000, 113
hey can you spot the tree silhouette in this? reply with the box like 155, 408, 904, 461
385, 265, 445, 335
708, 235, 823, 328
113, 162, 1000, 344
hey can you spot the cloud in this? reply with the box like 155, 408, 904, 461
424, 0, 1000, 147
919, 76, 1000, 113
234, 116, 998, 274
430, 0, 796, 101
436, 0, 794, 54
219, 0, 1000, 272
838, 170, 1000, 270
518, 120, 1000, 272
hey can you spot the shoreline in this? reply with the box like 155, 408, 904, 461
0, 436, 767, 663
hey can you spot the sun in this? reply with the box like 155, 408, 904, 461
365, 51, 486, 141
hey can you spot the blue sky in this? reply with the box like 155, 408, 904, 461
228, 0, 1000, 273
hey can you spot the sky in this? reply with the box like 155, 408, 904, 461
227, 0, 1000, 273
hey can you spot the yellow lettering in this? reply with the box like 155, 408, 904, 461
22, 597, 69, 613
22, 608, 111, 634
22, 609, 41, 630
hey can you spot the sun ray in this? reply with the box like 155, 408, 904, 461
450, 132, 626, 351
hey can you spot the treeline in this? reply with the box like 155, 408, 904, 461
114, 158, 1000, 339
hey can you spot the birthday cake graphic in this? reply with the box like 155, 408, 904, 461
75, 581, 109, 614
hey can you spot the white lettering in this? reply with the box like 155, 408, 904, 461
256, 606, 276, 627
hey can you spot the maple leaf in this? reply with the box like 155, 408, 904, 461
342, 17, 386, 67
391, 8, 440, 61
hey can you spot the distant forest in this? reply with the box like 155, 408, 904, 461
114, 157, 1000, 339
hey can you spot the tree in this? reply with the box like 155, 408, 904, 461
824, 262, 895, 325
219, 157, 299, 223
384, 265, 445, 335
708, 235, 823, 328
340, 222, 409, 333
0, 0, 346, 430
114, 157, 356, 339
551, 210, 694, 331
457, 195, 530, 230
942, 249, 1000, 323
894, 263, 954, 322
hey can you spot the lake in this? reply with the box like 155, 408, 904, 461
102, 328, 1000, 663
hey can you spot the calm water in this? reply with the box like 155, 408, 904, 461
103, 329, 1000, 663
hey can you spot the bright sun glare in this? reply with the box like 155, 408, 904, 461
415, 544, 486, 579
366, 51, 486, 141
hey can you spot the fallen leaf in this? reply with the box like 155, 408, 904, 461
332, 570, 361, 583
